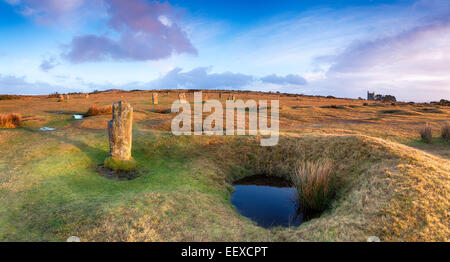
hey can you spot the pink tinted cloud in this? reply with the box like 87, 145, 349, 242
6, 0, 93, 24
63, 0, 197, 63
312, 13, 450, 102
327, 7, 450, 74
5, 0, 197, 62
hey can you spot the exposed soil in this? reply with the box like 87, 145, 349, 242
97, 164, 144, 181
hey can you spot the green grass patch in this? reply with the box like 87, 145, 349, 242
104, 157, 137, 172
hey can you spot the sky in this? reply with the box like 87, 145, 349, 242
0, 0, 449, 102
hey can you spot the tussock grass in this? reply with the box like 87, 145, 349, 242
321, 105, 346, 109
85, 105, 113, 116
47, 92, 60, 98
291, 159, 335, 211
380, 109, 419, 115
212, 134, 449, 241
0, 113, 22, 128
442, 123, 450, 142
417, 108, 444, 114
419, 125, 433, 143
0, 95, 20, 100
0, 90, 449, 242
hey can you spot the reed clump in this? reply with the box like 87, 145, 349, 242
0, 113, 22, 128
441, 122, 450, 142
419, 124, 433, 143
85, 105, 113, 116
290, 159, 336, 212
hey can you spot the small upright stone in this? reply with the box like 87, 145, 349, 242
58, 94, 64, 102
178, 93, 187, 103
105, 101, 136, 171
219, 93, 222, 99
152, 93, 159, 105
232, 94, 236, 101
85, 93, 89, 99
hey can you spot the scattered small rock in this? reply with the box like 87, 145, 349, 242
66, 236, 81, 242
73, 115, 84, 119
367, 236, 381, 242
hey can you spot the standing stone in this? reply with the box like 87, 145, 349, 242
108, 101, 133, 161
232, 94, 236, 101
203, 93, 208, 103
219, 93, 222, 99
152, 93, 159, 104
178, 93, 187, 103
85, 93, 89, 99
58, 94, 64, 102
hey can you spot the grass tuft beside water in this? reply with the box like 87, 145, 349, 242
290, 159, 335, 212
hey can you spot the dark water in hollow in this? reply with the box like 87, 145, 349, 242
231, 175, 311, 228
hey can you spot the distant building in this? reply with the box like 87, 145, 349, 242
367, 91, 396, 102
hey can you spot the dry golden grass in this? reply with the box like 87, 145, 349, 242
291, 159, 335, 211
419, 124, 433, 143
0, 113, 22, 128
442, 123, 450, 142
85, 104, 113, 116
210, 134, 449, 241
0, 90, 448, 242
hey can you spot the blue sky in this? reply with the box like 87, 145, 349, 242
0, 0, 449, 101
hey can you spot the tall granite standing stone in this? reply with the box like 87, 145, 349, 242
152, 93, 159, 104
178, 93, 187, 103
108, 101, 133, 161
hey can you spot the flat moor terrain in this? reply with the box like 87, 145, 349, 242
0, 90, 449, 241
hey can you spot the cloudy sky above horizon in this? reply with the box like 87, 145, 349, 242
0, 0, 449, 102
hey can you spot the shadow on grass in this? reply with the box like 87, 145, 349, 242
21, 126, 109, 163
